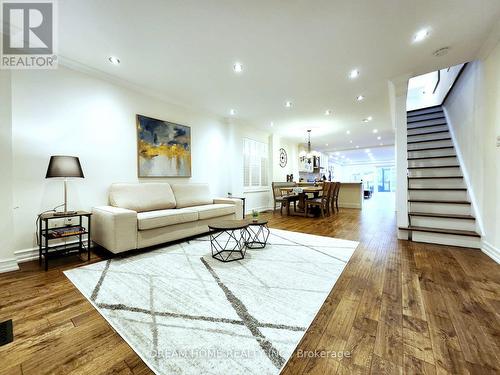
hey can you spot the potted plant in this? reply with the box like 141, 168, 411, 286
251, 209, 259, 222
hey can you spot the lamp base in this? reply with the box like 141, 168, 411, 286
52, 210, 77, 217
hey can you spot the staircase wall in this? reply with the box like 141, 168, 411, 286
443, 44, 500, 263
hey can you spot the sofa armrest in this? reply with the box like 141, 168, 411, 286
213, 198, 244, 220
91, 206, 138, 254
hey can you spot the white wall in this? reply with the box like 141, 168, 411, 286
10, 66, 269, 255
0, 71, 18, 272
443, 44, 500, 261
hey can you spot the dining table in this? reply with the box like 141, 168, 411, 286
279, 186, 323, 216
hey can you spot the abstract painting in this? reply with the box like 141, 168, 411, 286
136, 114, 191, 177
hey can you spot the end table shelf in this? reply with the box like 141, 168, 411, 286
38, 211, 92, 271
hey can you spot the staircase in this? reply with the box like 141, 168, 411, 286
400, 105, 481, 248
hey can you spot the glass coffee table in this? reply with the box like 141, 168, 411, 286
208, 220, 250, 262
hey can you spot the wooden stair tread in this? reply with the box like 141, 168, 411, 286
407, 116, 446, 124
407, 165, 460, 169
400, 226, 480, 238
408, 137, 452, 144
408, 176, 463, 179
407, 155, 456, 160
408, 130, 449, 137
408, 146, 455, 151
409, 199, 471, 204
408, 188, 467, 191
409, 212, 475, 220
407, 105, 442, 114
407, 123, 447, 130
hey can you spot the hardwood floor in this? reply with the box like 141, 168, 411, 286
1, 203, 499, 374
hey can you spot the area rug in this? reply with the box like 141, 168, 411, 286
64, 228, 358, 375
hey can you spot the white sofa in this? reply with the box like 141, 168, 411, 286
91, 183, 243, 254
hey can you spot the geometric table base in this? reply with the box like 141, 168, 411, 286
245, 222, 270, 249
210, 228, 248, 262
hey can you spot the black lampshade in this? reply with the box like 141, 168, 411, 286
45, 156, 84, 178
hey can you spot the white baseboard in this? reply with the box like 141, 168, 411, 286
15, 247, 40, 263
482, 240, 500, 264
0, 258, 20, 273
339, 203, 362, 209
245, 206, 273, 214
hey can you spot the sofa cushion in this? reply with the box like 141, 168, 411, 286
186, 204, 236, 220
171, 183, 212, 208
137, 208, 198, 230
109, 183, 176, 212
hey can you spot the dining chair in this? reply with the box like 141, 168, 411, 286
331, 182, 341, 213
305, 182, 331, 218
271, 182, 299, 215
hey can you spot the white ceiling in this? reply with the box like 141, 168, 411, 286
58, 0, 500, 151
330, 146, 395, 166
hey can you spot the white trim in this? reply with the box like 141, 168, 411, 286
442, 104, 485, 238
243, 188, 270, 193
0, 258, 19, 273
245, 206, 273, 215
482, 240, 500, 264
15, 237, 94, 264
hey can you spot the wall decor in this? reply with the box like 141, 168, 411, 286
279, 148, 287, 168
136, 114, 191, 177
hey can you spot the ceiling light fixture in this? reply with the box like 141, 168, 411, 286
270, 121, 274, 127
349, 140, 353, 143
377, 136, 381, 140
349, 69, 359, 79
356, 95, 364, 101
373, 129, 378, 133
233, 62, 243, 73
325, 109, 332, 116
356, 145, 359, 149
299, 130, 318, 163
346, 130, 351, 135
367, 116, 373, 121
229, 109, 236, 116
285, 101, 292, 108
433, 47, 450, 57
108, 56, 120, 65
414, 28, 430, 43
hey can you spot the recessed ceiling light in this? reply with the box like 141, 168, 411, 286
270, 121, 274, 127
229, 109, 236, 116
285, 101, 292, 108
377, 136, 381, 140
233, 62, 243, 73
108, 56, 120, 65
414, 28, 430, 43
373, 129, 378, 133
349, 140, 353, 143
349, 69, 359, 79
367, 116, 373, 121
346, 130, 351, 135
356, 95, 364, 101
356, 145, 359, 148
325, 109, 332, 116
325, 143, 329, 146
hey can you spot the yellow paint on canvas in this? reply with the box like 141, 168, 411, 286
139, 139, 190, 160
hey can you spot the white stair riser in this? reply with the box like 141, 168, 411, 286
407, 112, 445, 122
410, 216, 476, 231
408, 139, 453, 150
408, 157, 458, 168
407, 124, 448, 135
408, 179, 466, 189
409, 190, 468, 201
409, 202, 471, 215
411, 231, 481, 248
408, 149, 455, 158
407, 118, 447, 128
408, 167, 462, 178
408, 132, 450, 142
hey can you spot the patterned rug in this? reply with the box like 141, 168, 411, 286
65, 228, 358, 375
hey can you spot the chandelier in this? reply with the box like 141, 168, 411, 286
299, 129, 319, 163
